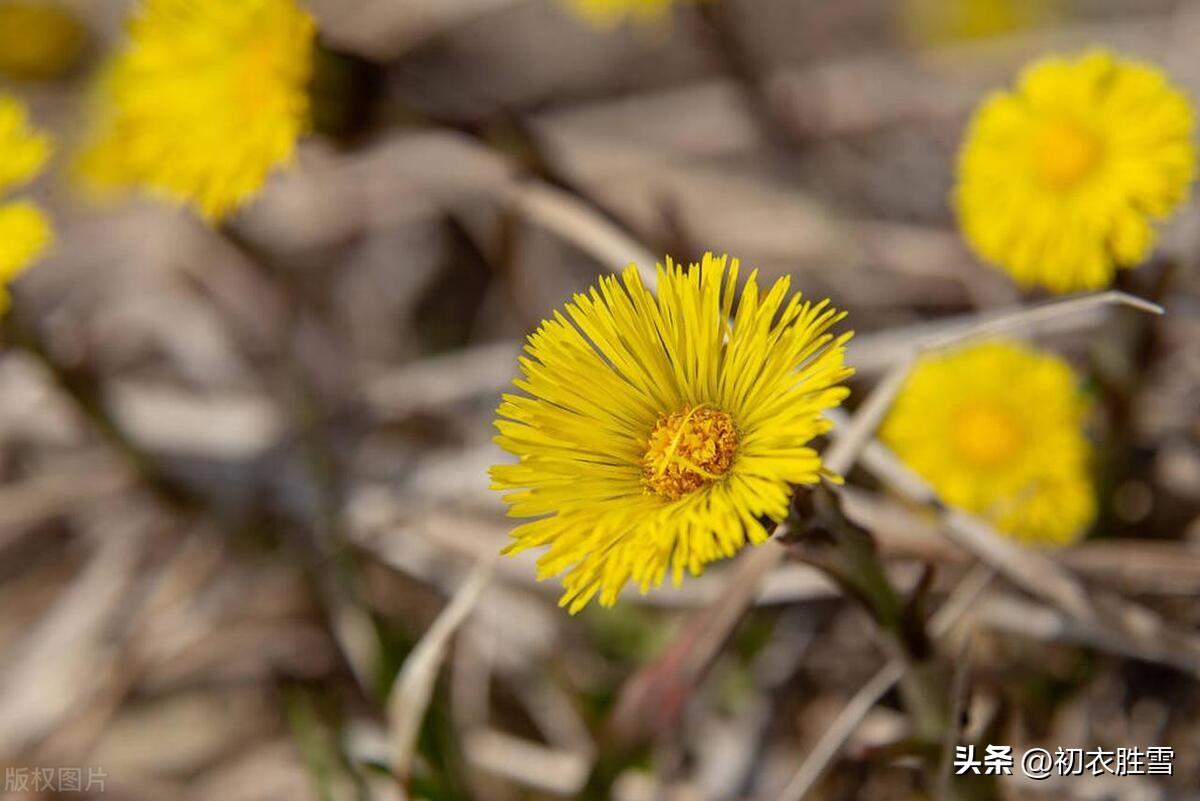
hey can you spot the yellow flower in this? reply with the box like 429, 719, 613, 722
562, 0, 679, 27
0, 93, 53, 311
881, 340, 1095, 546
491, 253, 853, 612
0, 200, 52, 312
0, 1, 88, 81
900, 0, 1055, 46
0, 94, 51, 192
956, 50, 1196, 293
78, 0, 315, 221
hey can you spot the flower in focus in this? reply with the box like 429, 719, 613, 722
78, 0, 316, 221
0, 1, 88, 81
490, 253, 853, 612
0, 94, 53, 313
956, 50, 1196, 293
881, 340, 1095, 546
900, 0, 1055, 47
561, 0, 679, 28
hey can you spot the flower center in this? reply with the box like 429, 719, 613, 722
1033, 119, 1102, 189
951, 402, 1024, 467
642, 405, 738, 500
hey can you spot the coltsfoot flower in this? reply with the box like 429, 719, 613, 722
0, 94, 53, 312
881, 340, 1095, 546
0, 94, 51, 190
956, 50, 1196, 293
900, 0, 1055, 46
562, 0, 680, 28
491, 253, 853, 612
0, 201, 51, 311
78, 0, 316, 221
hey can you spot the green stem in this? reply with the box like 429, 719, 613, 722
784, 485, 994, 801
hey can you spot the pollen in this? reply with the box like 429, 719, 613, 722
642, 405, 739, 500
1034, 119, 1101, 189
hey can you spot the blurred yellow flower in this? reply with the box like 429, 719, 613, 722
0, 201, 52, 312
881, 340, 1095, 546
0, 1, 87, 81
491, 253, 853, 612
900, 0, 1054, 46
956, 50, 1196, 293
562, 0, 679, 28
0, 94, 53, 312
0, 94, 51, 191
78, 0, 315, 221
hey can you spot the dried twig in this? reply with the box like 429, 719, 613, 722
388, 561, 492, 784
505, 181, 658, 283
0, 461, 131, 543
0, 513, 148, 753
919, 289, 1162, 350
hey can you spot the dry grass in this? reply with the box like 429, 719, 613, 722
1, 1, 1199, 800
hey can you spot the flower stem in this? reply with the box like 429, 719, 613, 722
784, 484, 995, 801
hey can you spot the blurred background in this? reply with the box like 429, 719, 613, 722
1, 0, 1199, 799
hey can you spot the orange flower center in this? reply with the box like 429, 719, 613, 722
951, 402, 1024, 467
1033, 119, 1102, 189
642, 405, 738, 499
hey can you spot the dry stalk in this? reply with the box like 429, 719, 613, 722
388, 561, 492, 785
